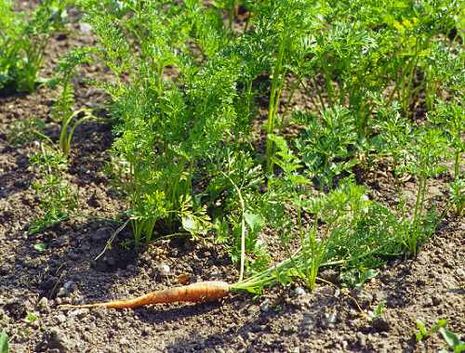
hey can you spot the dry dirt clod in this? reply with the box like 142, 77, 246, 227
37, 297, 50, 313
294, 287, 306, 296
57, 287, 68, 297
158, 263, 170, 276
44, 328, 76, 352
371, 317, 390, 332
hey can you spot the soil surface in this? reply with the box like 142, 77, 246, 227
1, 4, 464, 353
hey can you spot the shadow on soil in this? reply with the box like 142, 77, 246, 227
162, 301, 283, 353
0, 144, 34, 200
0, 217, 141, 316
68, 120, 113, 185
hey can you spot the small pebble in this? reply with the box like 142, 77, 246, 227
68, 309, 89, 319
47, 327, 74, 351
63, 281, 76, 292
357, 332, 367, 346
294, 287, 306, 296
158, 263, 170, 276
260, 299, 271, 312
37, 297, 49, 311
324, 311, 337, 326
432, 295, 442, 306
119, 337, 130, 346
245, 305, 259, 317
56, 314, 67, 324
79, 23, 93, 34
282, 324, 296, 333
57, 287, 68, 297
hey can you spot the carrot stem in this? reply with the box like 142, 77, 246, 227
220, 171, 247, 282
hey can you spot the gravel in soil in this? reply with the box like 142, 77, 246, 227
1, 7, 464, 353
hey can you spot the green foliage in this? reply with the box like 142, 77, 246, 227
430, 101, 465, 179
0, 331, 8, 353
29, 144, 67, 173
416, 319, 465, 353
450, 178, 465, 216
376, 115, 448, 255
80, 0, 255, 244
297, 224, 327, 291
33, 242, 47, 252
49, 47, 89, 121
48, 48, 96, 156
295, 106, 358, 188
209, 151, 271, 273
0, 0, 68, 93
6, 118, 46, 146
372, 105, 412, 170
409, 126, 447, 184
247, 0, 323, 172
369, 300, 386, 320
402, 127, 447, 255
52, 0, 463, 291
440, 328, 465, 353
416, 319, 448, 342
25, 312, 39, 324
308, 181, 405, 273
28, 145, 77, 235
59, 108, 96, 157
234, 179, 406, 293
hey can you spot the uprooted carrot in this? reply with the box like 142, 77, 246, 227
60, 281, 231, 309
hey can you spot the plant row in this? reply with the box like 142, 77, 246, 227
2, 0, 465, 291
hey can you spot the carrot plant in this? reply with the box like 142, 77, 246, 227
49, 48, 97, 156
28, 144, 78, 235
68, 178, 408, 306
6, 118, 47, 146
430, 101, 465, 217
291, 0, 463, 139
295, 107, 358, 189
376, 0, 461, 115
423, 42, 465, 112
431, 101, 465, 180
81, 0, 247, 244
270, 137, 325, 291
382, 124, 447, 255
301, 3, 391, 137
246, 0, 321, 174
450, 179, 465, 217
234, 179, 404, 293
57, 0, 465, 298
207, 150, 272, 274
0, 0, 68, 93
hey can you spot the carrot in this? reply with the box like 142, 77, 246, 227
61, 281, 231, 309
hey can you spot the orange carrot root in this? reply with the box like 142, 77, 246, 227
60, 281, 231, 309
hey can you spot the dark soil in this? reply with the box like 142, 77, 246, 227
1, 6, 464, 353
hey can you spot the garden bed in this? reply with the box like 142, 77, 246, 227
1, 2, 464, 352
